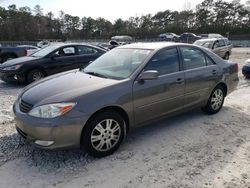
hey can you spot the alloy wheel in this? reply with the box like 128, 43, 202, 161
91, 119, 121, 152
32, 71, 44, 81
210, 89, 224, 111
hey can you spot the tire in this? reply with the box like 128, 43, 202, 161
202, 85, 226, 115
81, 111, 126, 158
223, 52, 229, 60
27, 69, 45, 83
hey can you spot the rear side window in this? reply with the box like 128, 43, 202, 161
78, 46, 98, 55
218, 39, 225, 47
145, 48, 180, 75
180, 47, 206, 70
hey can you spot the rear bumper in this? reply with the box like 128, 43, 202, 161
242, 66, 250, 78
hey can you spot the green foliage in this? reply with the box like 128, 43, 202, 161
0, 0, 250, 41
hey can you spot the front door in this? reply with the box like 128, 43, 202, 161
133, 47, 185, 125
47, 46, 78, 75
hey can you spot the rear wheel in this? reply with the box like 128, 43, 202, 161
81, 111, 125, 157
27, 69, 45, 83
202, 85, 226, 115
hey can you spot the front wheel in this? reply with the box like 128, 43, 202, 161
81, 111, 126, 157
27, 69, 45, 83
202, 86, 226, 115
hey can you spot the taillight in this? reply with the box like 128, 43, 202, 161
24, 49, 28, 56
235, 63, 238, 72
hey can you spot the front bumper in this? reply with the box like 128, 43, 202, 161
0, 70, 26, 83
13, 100, 89, 149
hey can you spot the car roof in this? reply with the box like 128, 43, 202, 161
196, 38, 228, 42
117, 42, 193, 50
48, 42, 107, 51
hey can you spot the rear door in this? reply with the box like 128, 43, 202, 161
212, 39, 226, 58
133, 47, 185, 124
179, 46, 221, 108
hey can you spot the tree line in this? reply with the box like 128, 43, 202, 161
0, 0, 250, 41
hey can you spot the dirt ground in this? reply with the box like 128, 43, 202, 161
0, 48, 250, 188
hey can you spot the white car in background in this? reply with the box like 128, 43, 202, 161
37, 40, 50, 48
159, 33, 180, 41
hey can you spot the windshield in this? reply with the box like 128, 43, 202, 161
194, 41, 213, 48
31, 45, 59, 57
83, 48, 152, 79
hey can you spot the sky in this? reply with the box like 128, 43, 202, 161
0, 0, 248, 22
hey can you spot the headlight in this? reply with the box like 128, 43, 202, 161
28, 102, 76, 118
3, 64, 22, 71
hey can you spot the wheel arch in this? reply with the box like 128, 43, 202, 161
80, 106, 130, 144
25, 67, 48, 79
215, 82, 228, 96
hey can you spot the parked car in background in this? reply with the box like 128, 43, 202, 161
242, 59, 250, 78
0, 43, 107, 83
0, 46, 27, 64
13, 42, 239, 157
17, 45, 41, 56
194, 38, 232, 60
159, 33, 179, 41
179, 33, 201, 43
37, 40, 50, 48
199, 33, 223, 39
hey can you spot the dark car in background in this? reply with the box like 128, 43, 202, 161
13, 42, 239, 157
0, 46, 27, 63
194, 38, 232, 60
179, 33, 201, 43
0, 43, 106, 83
242, 59, 250, 78
17, 45, 41, 56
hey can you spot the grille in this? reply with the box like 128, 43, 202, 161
19, 100, 33, 113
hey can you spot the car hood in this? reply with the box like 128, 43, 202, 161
1, 56, 40, 67
21, 71, 121, 106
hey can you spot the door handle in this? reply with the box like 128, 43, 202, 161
212, 70, 217, 75
176, 78, 184, 84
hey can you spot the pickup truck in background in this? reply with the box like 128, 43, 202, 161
0, 47, 27, 64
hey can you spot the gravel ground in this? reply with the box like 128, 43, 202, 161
0, 48, 250, 188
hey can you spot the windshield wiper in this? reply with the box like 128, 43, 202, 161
84, 71, 108, 78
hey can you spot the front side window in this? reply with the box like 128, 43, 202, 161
145, 48, 180, 75
53, 47, 76, 56
180, 47, 206, 70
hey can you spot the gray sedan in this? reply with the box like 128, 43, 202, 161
13, 42, 239, 157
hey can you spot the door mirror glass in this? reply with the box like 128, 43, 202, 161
139, 70, 159, 80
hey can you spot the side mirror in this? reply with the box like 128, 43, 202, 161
139, 70, 159, 81
50, 54, 59, 59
